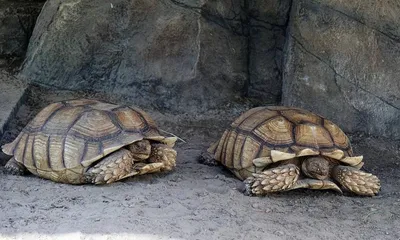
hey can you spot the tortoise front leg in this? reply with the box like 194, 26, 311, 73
85, 148, 138, 184
244, 164, 300, 196
85, 140, 153, 184
129, 141, 177, 174
119, 144, 177, 179
142, 143, 177, 173
332, 165, 380, 196
4, 157, 28, 175
244, 169, 342, 196
85, 143, 177, 184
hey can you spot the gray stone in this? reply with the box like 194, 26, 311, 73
282, 0, 400, 139
0, 71, 27, 137
0, 70, 27, 164
0, 0, 45, 58
247, 0, 292, 103
19, 0, 250, 113
314, 0, 400, 41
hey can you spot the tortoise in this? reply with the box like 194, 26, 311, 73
200, 106, 380, 196
2, 99, 177, 184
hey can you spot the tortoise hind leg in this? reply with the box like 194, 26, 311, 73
244, 164, 300, 196
198, 141, 220, 166
198, 151, 220, 166
332, 165, 380, 196
4, 157, 27, 175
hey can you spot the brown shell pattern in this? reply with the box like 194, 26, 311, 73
2, 99, 161, 174
212, 106, 353, 171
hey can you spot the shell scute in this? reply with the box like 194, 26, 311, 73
42, 106, 86, 134
294, 124, 333, 149
63, 135, 86, 169
48, 135, 65, 170
70, 110, 121, 140
280, 108, 322, 125
323, 119, 350, 149
254, 116, 294, 146
114, 107, 148, 131
26, 102, 64, 130
240, 136, 262, 169
234, 108, 279, 132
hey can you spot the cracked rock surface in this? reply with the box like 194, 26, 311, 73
20, 0, 250, 113
19, 0, 292, 113
16, 0, 400, 138
0, 0, 44, 61
283, 0, 400, 139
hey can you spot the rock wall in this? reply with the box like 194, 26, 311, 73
20, 0, 289, 113
15, 0, 400, 139
0, 0, 45, 67
247, 0, 291, 103
282, 0, 400, 139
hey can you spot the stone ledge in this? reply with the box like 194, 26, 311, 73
0, 70, 27, 139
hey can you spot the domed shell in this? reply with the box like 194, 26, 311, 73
2, 99, 165, 179
209, 106, 353, 179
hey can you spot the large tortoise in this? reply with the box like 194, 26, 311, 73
2, 99, 177, 184
200, 106, 380, 196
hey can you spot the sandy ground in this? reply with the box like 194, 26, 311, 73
0, 85, 399, 240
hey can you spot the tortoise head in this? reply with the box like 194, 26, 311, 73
128, 140, 152, 160
301, 157, 330, 180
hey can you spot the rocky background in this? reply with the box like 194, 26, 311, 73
0, 0, 44, 70
1, 0, 399, 139
283, 0, 400, 140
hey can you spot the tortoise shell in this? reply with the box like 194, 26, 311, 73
208, 106, 354, 180
2, 99, 167, 183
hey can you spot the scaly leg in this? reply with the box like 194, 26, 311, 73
4, 157, 27, 175
144, 143, 177, 173
198, 151, 220, 166
244, 164, 300, 196
85, 143, 177, 184
332, 165, 380, 196
85, 149, 138, 184
121, 143, 177, 179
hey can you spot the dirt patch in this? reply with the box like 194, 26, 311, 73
0, 85, 399, 239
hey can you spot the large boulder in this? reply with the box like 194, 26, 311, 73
282, 0, 400, 139
0, 0, 45, 66
20, 0, 250, 113
20, 0, 290, 113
